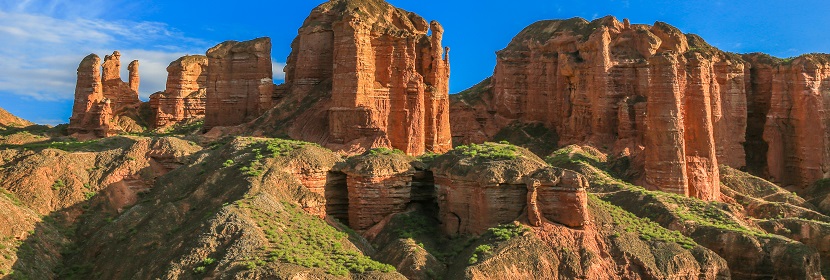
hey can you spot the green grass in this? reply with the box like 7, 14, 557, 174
236, 138, 321, 177
454, 142, 519, 160
589, 194, 697, 248
0, 189, 22, 206
247, 200, 394, 276
367, 147, 405, 156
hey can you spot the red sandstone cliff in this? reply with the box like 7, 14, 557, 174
68, 51, 143, 137
149, 55, 209, 128
251, 0, 451, 156
68, 54, 113, 137
743, 53, 830, 189
451, 17, 763, 201
203, 38, 275, 131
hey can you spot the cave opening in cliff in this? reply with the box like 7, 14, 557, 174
325, 171, 349, 225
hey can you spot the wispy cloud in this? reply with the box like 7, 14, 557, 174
0, 3, 205, 101
273, 62, 287, 81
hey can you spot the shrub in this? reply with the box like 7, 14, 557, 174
52, 180, 66, 190
488, 223, 527, 241
455, 142, 519, 160
222, 160, 235, 167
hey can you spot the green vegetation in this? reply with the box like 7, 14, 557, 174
0, 136, 137, 153
589, 194, 697, 248
52, 180, 66, 190
468, 244, 492, 264
416, 152, 440, 166
545, 145, 604, 169
222, 160, 235, 167
0, 189, 22, 206
236, 138, 320, 177
454, 142, 519, 160
489, 223, 528, 241
83, 192, 96, 200
246, 200, 394, 276
367, 147, 405, 156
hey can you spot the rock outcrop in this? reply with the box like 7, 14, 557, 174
431, 143, 590, 235
68, 54, 114, 137
451, 17, 766, 200
744, 54, 830, 189
203, 38, 275, 131
149, 55, 209, 128
101, 51, 141, 113
68, 51, 142, 137
338, 151, 418, 230
252, 0, 451, 156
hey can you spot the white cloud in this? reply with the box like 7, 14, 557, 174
0, 6, 203, 101
273, 61, 287, 81
0, 2, 288, 103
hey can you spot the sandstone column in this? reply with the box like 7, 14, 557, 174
683, 54, 720, 201
645, 53, 688, 196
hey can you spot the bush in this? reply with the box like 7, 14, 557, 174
488, 223, 527, 241
222, 160, 235, 167
455, 142, 519, 160
52, 180, 66, 190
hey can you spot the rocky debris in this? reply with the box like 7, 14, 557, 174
148, 55, 209, 128
743, 53, 830, 189
431, 143, 590, 235
203, 38, 275, 131
250, 0, 451, 156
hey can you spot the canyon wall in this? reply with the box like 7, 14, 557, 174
254, 0, 451, 156
149, 55, 209, 128
451, 17, 733, 200
743, 54, 830, 189
203, 37, 275, 131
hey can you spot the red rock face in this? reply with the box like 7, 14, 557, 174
68, 54, 114, 137
526, 168, 590, 228
345, 173, 414, 230
149, 55, 208, 128
203, 37, 275, 131
101, 51, 141, 113
435, 166, 589, 235
68, 51, 142, 138
744, 54, 830, 189
258, 0, 451, 156
451, 17, 757, 200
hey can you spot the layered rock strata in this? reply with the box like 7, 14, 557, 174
743, 54, 830, 189
431, 143, 590, 235
101, 51, 141, 113
336, 151, 429, 231
68, 51, 141, 137
203, 37, 275, 131
68, 54, 114, 137
256, 0, 451, 156
451, 17, 761, 200
149, 55, 209, 128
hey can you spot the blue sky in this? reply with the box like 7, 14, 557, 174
1, 0, 829, 125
